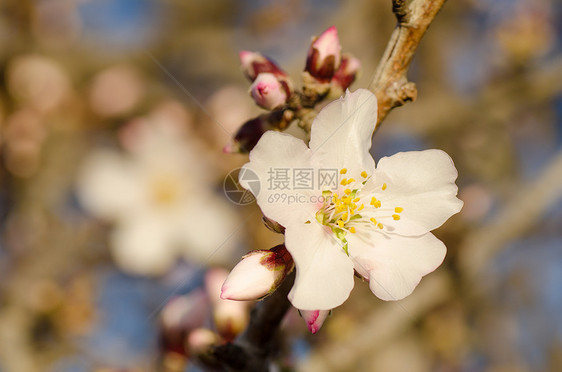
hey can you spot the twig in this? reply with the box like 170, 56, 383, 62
369, 0, 447, 129
212, 271, 295, 372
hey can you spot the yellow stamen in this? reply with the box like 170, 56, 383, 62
340, 168, 347, 175
382, 183, 387, 190
361, 171, 368, 178
370, 217, 377, 225
340, 178, 347, 186
370, 197, 377, 206
392, 214, 401, 220
377, 223, 383, 229
357, 204, 364, 211
344, 189, 352, 195
395, 207, 403, 213
353, 197, 360, 203
349, 226, 356, 233
347, 178, 356, 184
337, 220, 344, 228
342, 212, 348, 221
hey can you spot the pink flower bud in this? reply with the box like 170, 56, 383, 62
249, 73, 289, 110
331, 54, 361, 93
240, 51, 288, 82
305, 26, 342, 81
299, 309, 330, 334
221, 244, 294, 301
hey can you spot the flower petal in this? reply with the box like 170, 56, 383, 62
110, 213, 176, 276
363, 149, 463, 236
309, 89, 377, 178
285, 222, 354, 310
176, 195, 241, 266
77, 150, 146, 219
240, 131, 318, 227
347, 232, 446, 301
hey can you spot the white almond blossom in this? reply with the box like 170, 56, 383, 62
77, 116, 241, 276
239, 89, 463, 311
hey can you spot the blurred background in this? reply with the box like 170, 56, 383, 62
0, 0, 561, 371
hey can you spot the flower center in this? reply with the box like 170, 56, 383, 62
151, 174, 182, 206
313, 168, 404, 255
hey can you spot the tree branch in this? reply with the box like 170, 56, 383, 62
369, 0, 447, 129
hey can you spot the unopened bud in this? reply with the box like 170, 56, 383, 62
186, 328, 220, 356
223, 110, 290, 154
331, 54, 361, 95
213, 300, 249, 341
305, 26, 342, 81
239, 51, 287, 82
221, 244, 294, 301
250, 73, 289, 110
299, 309, 331, 334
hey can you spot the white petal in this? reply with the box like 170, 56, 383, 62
285, 222, 354, 310
240, 131, 318, 227
77, 150, 146, 219
363, 149, 463, 236
110, 213, 176, 276
309, 89, 377, 178
347, 232, 446, 301
176, 195, 241, 266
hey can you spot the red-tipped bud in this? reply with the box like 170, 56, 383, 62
223, 110, 290, 154
239, 51, 288, 82
299, 309, 331, 334
249, 73, 289, 110
331, 54, 361, 94
305, 26, 342, 81
220, 244, 294, 301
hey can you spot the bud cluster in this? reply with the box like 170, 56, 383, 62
225, 26, 360, 154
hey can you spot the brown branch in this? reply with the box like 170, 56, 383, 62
211, 271, 295, 372
369, 0, 447, 129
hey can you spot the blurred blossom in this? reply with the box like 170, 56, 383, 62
77, 116, 242, 276
205, 268, 250, 341
3, 108, 46, 177
205, 85, 258, 147
6, 55, 71, 113
494, 5, 554, 65
160, 291, 209, 333
32, 0, 82, 48
160, 290, 209, 356
186, 328, 220, 356
89, 65, 145, 118
458, 183, 494, 222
